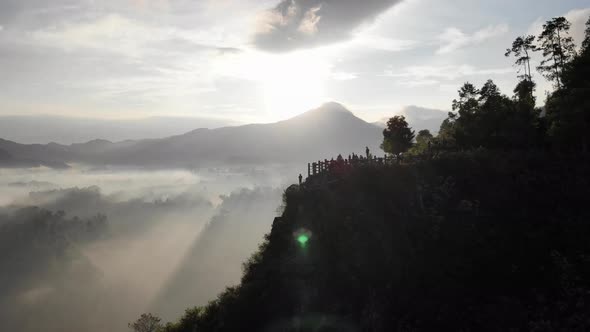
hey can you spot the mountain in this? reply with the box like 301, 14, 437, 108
374, 105, 448, 134
0, 115, 237, 144
0, 141, 70, 169
0, 103, 383, 168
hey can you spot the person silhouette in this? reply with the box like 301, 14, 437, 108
366, 146, 370, 159
298, 173, 303, 185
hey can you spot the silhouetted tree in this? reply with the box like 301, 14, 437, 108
452, 82, 480, 114
416, 129, 433, 145
381, 115, 415, 156
439, 80, 542, 149
438, 115, 456, 140
506, 35, 537, 106
513, 79, 537, 108
129, 313, 163, 332
505, 35, 536, 82
479, 79, 502, 104
409, 129, 434, 155
544, 15, 590, 151
536, 17, 577, 89
582, 16, 590, 54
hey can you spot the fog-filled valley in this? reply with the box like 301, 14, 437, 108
0, 165, 287, 332
3, 0, 590, 330
0, 102, 385, 332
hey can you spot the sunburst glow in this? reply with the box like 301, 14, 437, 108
216, 50, 330, 120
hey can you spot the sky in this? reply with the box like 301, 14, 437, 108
1, 0, 589, 123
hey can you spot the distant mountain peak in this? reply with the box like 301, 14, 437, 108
287, 102, 362, 125
316, 101, 352, 114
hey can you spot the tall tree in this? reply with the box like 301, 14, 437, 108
546, 15, 590, 152
439, 80, 542, 150
506, 35, 537, 104
513, 79, 537, 109
416, 129, 434, 146
452, 82, 480, 114
129, 313, 163, 332
582, 16, 590, 55
479, 79, 502, 104
381, 115, 415, 156
536, 17, 577, 89
505, 35, 536, 82
409, 129, 434, 155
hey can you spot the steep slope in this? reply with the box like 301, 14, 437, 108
163, 151, 590, 332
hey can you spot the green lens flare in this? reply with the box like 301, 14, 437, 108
297, 234, 309, 246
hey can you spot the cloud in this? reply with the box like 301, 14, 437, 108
401, 105, 447, 133
0, 162, 289, 331
437, 24, 509, 54
298, 5, 322, 35
384, 64, 513, 83
331, 72, 358, 80
32, 14, 152, 56
351, 34, 417, 52
23, 13, 250, 110
32, 13, 240, 57
253, 0, 404, 52
395, 79, 440, 87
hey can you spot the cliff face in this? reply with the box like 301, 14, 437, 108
166, 151, 590, 332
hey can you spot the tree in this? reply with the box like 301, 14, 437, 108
129, 313, 163, 332
536, 17, 577, 89
438, 80, 542, 150
381, 115, 415, 156
452, 82, 480, 114
582, 16, 590, 54
506, 35, 537, 105
513, 79, 537, 108
479, 79, 502, 104
409, 129, 434, 155
505, 35, 536, 82
544, 15, 590, 152
416, 129, 433, 146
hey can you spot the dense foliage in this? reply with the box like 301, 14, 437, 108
161, 151, 590, 331
380, 115, 415, 156
153, 15, 590, 332
0, 207, 107, 298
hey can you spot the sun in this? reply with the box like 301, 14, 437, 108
215, 49, 330, 121
258, 51, 330, 120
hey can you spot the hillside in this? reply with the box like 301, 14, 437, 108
0, 115, 237, 145
162, 150, 590, 331
0, 103, 382, 168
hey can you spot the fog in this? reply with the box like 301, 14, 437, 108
0, 165, 293, 331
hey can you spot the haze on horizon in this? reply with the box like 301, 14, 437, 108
1, 0, 589, 130
2, 2, 590, 332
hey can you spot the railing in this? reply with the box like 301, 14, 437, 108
306, 153, 400, 177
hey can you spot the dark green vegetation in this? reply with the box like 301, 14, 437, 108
0, 207, 108, 292
140, 15, 590, 332
163, 152, 590, 331
0, 207, 108, 331
380, 115, 415, 156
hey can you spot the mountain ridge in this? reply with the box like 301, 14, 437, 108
0, 103, 383, 168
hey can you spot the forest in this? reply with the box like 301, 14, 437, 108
128, 15, 590, 332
